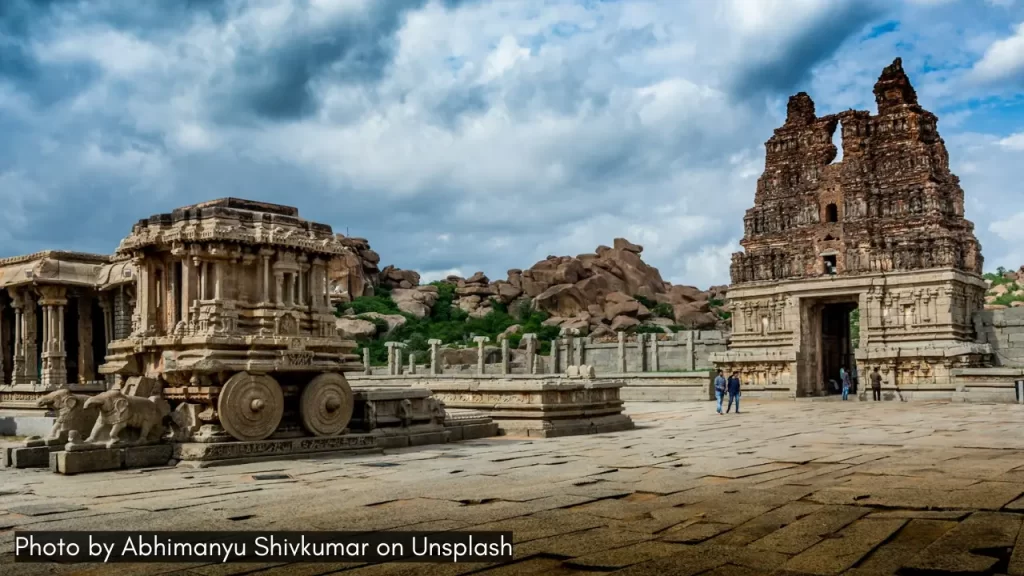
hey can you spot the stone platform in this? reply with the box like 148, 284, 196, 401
174, 434, 380, 468
425, 376, 635, 438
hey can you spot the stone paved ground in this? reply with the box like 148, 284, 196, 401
5, 400, 1024, 575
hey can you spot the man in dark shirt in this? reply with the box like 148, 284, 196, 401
726, 372, 741, 414
714, 370, 727, 414
870, 367, 883, 401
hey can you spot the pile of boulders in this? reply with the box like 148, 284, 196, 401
380, 265, 421, 290
444, 238, 729, 333
332, 236, 730, 338
984, 267, 1024, 309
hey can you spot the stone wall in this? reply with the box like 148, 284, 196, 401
553, 331, 727, 373
369, 330, 727, 377
975, 308, 1024, 367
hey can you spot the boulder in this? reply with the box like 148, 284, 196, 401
542, 316, 567, 327
502, 324, 522, 338
466, 271, 489, 284
604, 291, 633, 304
391, 288, 438, 318
668, 284, 705, 304
336, 318, 378, 340
380, 265, 421, 289
610, 315, 641, 331
495, 281, 522, 302
560, 318, 589, 335
590, 325, 615, 339
534, 284, 588, 318
613, 238, 643, 253
991, 284, 1009, 296
1013, 301, 1024, 308
673, 302, 718, 329
605, 298, 639, 319
358, 312, 407, 335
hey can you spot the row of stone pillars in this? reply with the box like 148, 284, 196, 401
366, 330, 689, 376
1, 285, 116, 388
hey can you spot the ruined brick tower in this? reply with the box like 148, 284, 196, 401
711, 58, 990, 398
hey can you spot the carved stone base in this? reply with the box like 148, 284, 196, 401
6, 445, 57, 468
173, 434, 380, 468
426, 377, 634, 438
50, 444, 174, 475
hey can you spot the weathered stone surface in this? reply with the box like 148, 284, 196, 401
336, 317, 378, 340
713, 58, 991, 397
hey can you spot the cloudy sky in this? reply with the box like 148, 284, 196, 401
1, 0, 1022, 288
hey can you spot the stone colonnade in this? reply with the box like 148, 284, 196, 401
371, 331, 680, 376
0, 285, 115, 388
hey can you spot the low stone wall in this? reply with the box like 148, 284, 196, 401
975, 308, 1024, 368
350, 371, 718, 403
349, 374, 634, 438
367, 330, 728, 377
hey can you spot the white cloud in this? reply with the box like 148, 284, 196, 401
970, 22, 1024, 84
999, 132, 1024, 150
34, 29, 164, 76
3, 0, 1023, 286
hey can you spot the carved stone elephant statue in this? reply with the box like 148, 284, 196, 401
34, 388, 100, 443
84, 389, 171, 447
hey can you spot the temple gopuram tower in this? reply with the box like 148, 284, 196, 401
710, 58, 990, 397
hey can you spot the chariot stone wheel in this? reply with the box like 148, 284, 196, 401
299, 372, 354, 437
218, 372, 284, 442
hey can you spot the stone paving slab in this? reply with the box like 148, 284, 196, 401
6, 400, 1024, 574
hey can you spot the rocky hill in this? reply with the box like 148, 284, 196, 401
984, 267, 1024, 309
332, 237, 729, 337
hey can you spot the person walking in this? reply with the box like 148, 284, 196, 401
726, 371, 741, 414
841, 367, 852, 401
870, 367, 883, 401
714, 370, 727, 414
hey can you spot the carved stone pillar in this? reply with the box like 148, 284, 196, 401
428, 339, 442, 375
38, 285, 68, 388
77, 293, 95, 383
549, 339, 559, 374
649, 333, 660, 372
638, 333, 647, 372
213, 261, 223, 301
564, 333, 574, 368
261, 251, 272, 304
500, 337, 510, 375
685, 330, 695, 371
133, 257, 150, 335
523, 334, 537, 375
298, 257, 308, 307
11, 289, 37, 385
617, 331, 627, 373
474, 336, 489, 375
182, 257, 194, 325
408, 352, 416, 375
394, 344, 404, 376
363, 347, 372, 376
385, 342, 397, 375
274, 273, 284, 306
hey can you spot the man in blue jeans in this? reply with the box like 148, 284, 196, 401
726, 371, 741, 413
714, 370, 727, 414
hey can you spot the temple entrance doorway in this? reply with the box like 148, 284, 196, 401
798, 296, 860, 396
820, 302, 858, 394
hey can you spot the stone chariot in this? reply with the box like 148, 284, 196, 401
100, 198, 362, 443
